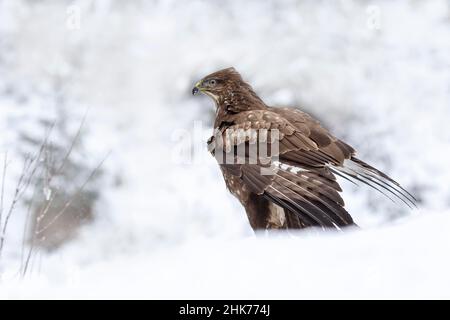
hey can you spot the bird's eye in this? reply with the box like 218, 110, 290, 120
209, 79, 217, 86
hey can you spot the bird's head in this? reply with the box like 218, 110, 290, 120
192, 67, 243, 102
192, 67, 266, 112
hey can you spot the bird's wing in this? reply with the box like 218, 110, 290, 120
214, 108, 416, 229
271, 107, 417, 208
270, 107, 355, 165
213, 109, 355, 228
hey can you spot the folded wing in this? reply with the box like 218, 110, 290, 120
214, 108, 415, 229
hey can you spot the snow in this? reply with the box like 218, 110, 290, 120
0, 0, 449, 299
2, 211, 450, 299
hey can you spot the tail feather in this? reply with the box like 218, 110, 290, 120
350, 157, 417, 202
331, 157, 417, 208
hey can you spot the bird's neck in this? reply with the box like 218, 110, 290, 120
213, 90, 266, 129
216, 86, 267, 114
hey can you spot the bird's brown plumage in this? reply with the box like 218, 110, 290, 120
193, 67, 416, 231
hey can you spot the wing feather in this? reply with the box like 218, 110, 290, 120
215, 107, 415, 231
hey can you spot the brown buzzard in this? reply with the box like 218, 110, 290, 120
192, 67, 416, 231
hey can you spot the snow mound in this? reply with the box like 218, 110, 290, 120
1, 211, 449, 299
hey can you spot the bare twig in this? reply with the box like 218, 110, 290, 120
35, 152, 109, 236
22, 238, 35, 277
0, 152, 8, 233
22, 134, 55, 277
0, 113, 105, 278
21, 117, 100, 277
54, 111, 88, 176
0, 124, 55, 259
20, 165, 43, 276
0, 157, 32, 257
22, 152, 107, 277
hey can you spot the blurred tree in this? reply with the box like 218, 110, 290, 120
18, 74, 101, 251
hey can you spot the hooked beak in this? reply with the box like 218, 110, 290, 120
192, 80, 202, 95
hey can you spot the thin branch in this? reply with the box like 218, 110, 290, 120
20, 165, 43, 277
21, 117, 95, 277
0, 124, 55, 259
55, 110, 88, 177
22, 240, 35, 278
0, 152, 8, 232
0, 157, 32, 256
36, 152, 109, 235
22, 137, 55, 277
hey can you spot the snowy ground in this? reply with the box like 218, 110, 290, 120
0, 0, 449, 299
2, 211, 450, 299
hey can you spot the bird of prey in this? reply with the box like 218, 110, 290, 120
192, 67, 416, 231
